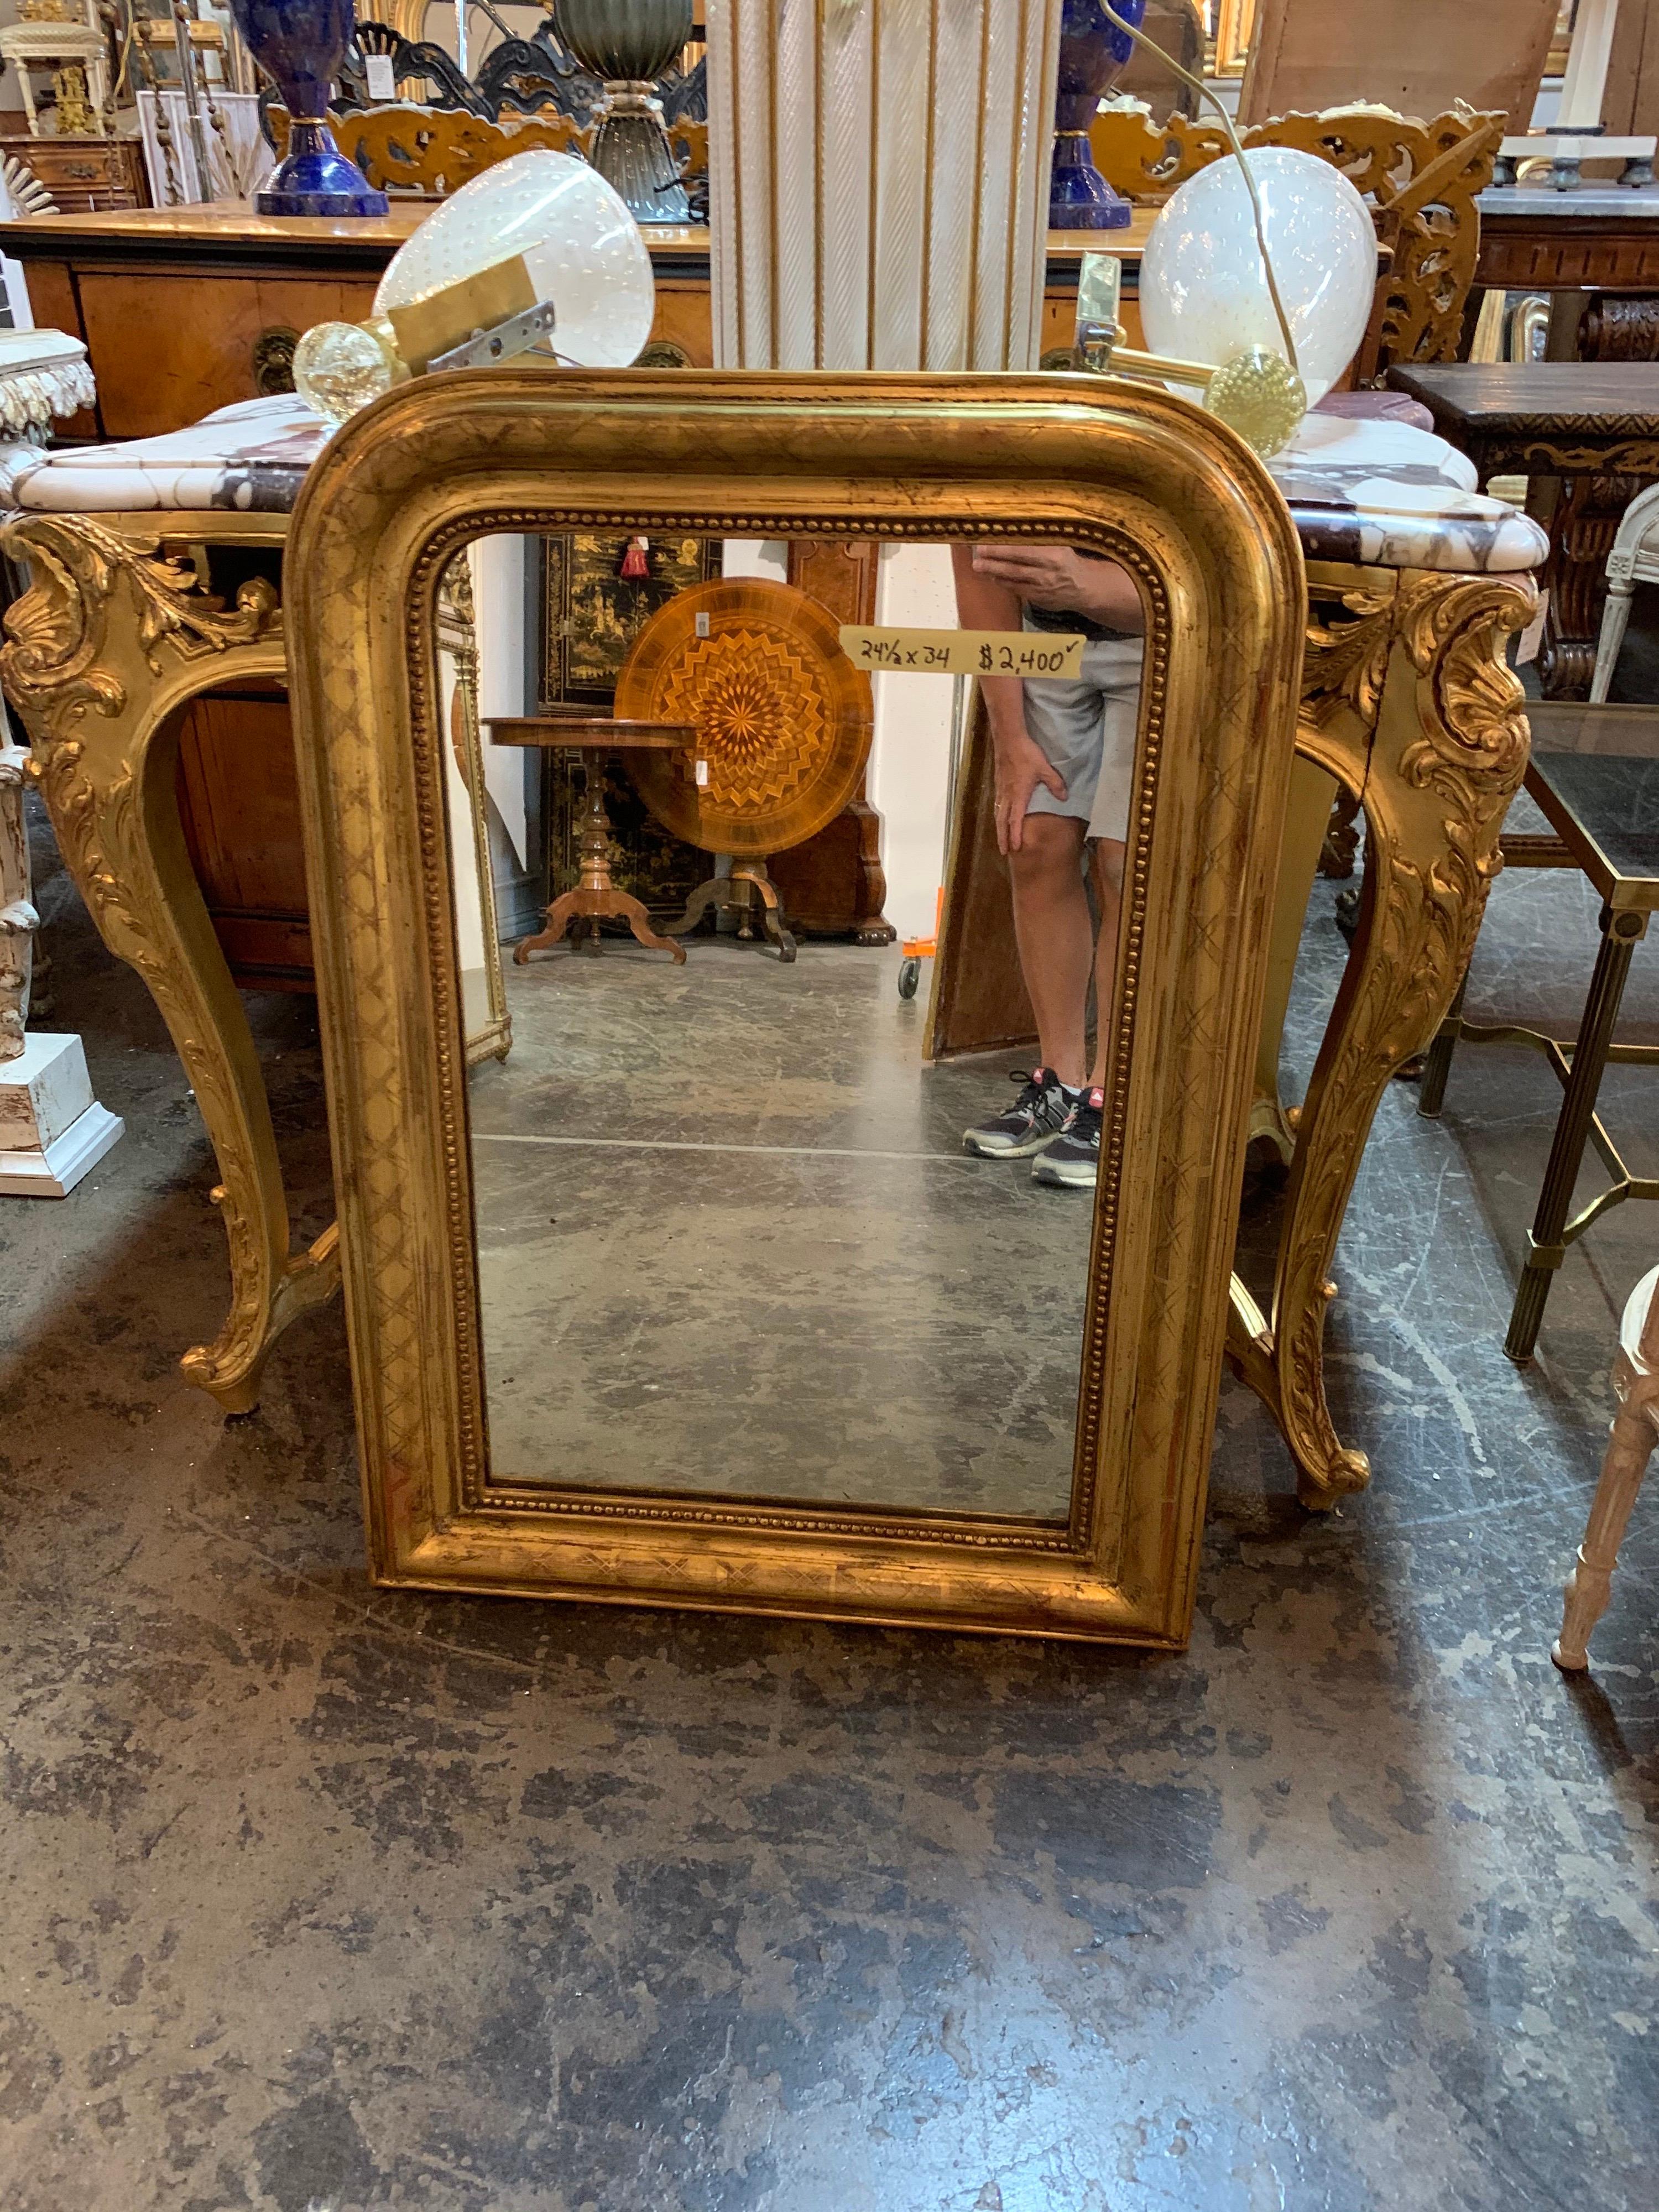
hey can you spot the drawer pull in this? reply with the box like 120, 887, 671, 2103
252, 327, 299, 395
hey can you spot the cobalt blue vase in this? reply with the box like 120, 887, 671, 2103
1050, 0, 1146, 231
229, 0, 389, 217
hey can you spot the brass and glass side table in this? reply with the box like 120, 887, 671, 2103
1419, 700, 1659, 1361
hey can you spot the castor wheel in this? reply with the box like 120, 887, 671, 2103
898, 956, 921, 1001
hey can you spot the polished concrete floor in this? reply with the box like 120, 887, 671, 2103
2, 804, 1656, 2211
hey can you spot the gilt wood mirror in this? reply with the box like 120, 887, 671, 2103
284, 367, 1303, 1648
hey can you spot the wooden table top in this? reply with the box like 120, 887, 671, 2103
0, 202, 1156, 274
0, 204, 694, 249
0, 201, 1154, 251
485, 717, 695, 751
1389, 362, 1659, 431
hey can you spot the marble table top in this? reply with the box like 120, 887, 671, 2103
11, 394, 327, 516
10, 389, 1551, 576
1478, 186, 1659, 218
1266, 409, 1548, 573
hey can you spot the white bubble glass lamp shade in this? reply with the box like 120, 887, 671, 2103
1139, 148, 1376, 408
374, 150, 655, 369
294, 150, 657, 424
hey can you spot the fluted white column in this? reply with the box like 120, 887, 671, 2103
706, 0, 1062, 372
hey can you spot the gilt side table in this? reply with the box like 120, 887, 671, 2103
930, 404, 1548, 1507
0, 392, 509, 1404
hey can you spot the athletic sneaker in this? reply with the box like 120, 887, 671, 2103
1033, 1086, 1103, 1188
963, 1067, 1070, 1159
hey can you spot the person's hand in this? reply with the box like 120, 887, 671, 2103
993, 731, 1066, 855
972, 542, 1096, 613
971, 544, 1143, 632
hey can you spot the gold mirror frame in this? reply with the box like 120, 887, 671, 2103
284, 367, 1304, 1648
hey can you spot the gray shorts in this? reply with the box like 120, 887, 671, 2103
1021, 632, 1144, 846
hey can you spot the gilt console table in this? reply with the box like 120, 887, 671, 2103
0, 392, 1545, 1509
930, 404, 1547, 1509
0, 393, 510, 1406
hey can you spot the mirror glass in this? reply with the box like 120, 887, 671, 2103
447, 528, 1155, 1523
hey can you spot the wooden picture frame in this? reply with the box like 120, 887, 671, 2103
1213, 0, 1253, 76
1215, 0, 1577, 82
283, 366, 1303, 1649
1237, 0, 1560, 127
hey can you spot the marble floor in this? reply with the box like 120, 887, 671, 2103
1, 801, 1655, 2212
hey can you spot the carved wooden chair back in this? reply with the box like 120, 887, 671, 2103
1590, 479, 1659, 703
271, 102, 706, 207
1091, 102, 1505, 380
270, 102, 589, 197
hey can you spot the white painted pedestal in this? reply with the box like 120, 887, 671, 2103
0, 326, 122, 1197
0, 1031, 123, 1196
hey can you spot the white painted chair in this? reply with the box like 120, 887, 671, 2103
1590, 480, 1659, 703
1552, 1262, 1659, 1671
0, 0, 110, 138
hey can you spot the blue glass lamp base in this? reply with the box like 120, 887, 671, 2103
257, 184, 391, 216
1050, 189, 1135, 231
257, 137, 388, 220
1050, 153, 1135, 231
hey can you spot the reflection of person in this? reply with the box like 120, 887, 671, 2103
952, 543, 1145, 1191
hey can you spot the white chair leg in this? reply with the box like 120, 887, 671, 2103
1589, 581, 1634, 705
1553, 1383, 1657, 1670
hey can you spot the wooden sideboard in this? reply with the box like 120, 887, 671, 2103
0, 204, 1157, 973
1475, 185, 1659, 300
0, 204, 1154, 440
0, 133, 148, 217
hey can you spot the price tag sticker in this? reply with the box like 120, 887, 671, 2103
365, 53, 397, 100
838, 626, 1087, 679
695, 758, 709, 786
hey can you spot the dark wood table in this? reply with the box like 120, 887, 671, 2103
1389, 361, 1659, 697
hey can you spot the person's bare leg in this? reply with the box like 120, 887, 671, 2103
1087, 837, 1125, 1089
1008, 812, 1093, 1086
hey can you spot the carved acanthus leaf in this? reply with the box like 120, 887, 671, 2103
1396, 572, 1536, 815
0, 514, 280, 741
1272, 569, 1536, 1508
1300, 589, 1394, 730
